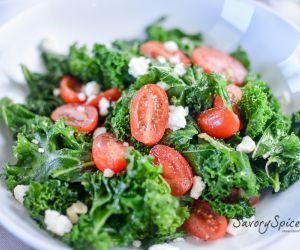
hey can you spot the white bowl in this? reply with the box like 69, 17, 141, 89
0, 0, 300, 249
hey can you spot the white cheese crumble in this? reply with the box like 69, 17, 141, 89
53, 88, 60, 96
169, 55, 181, 64
86, 94, 97, 103
164, 41, 178, 52
132, 240, 142, 248
190, 176, 206, 199
227, 216, 255, 236
38, 148, 45, 153
103, 168, 115, 178
44, 210, 73, 236
93, 127, 107, 139
99, 97, 110, 116
168, 105, 189, 131
149, 243, 179, 250
128, 57, 150, 78
13, 185, 29, 204
66, 201, 88, 224
174, 63, 186, 76
156, 81, 170, 91
77, 92, 87, 102
31, 139, 39, 145
76, 106, 85, 112
84, 81, 100, 97
157, 56, 167, 64
236, 136, 256, 153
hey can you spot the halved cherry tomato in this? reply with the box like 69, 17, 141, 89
150, 144, 193, 196
140, 41, 190, 65
182, 200, 228, 241
196, 107, 240, 139
192, 47, 247, 85
130, 84, 169, 146
249, 194, 260, 206
51, 104, 98, 133
92, 133, 128, 173
213, 84, 243, 107
60, 76, 84, 104
86, 87, 121, 108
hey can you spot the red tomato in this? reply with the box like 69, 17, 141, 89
51, 104, 98, 133
86, 87, 121, 108
196, 107, 240, 139
130, 84, 169, 146
92, 133, 128, 173
213, 84, 243, 107
182, 200, 228, 241
223, 188, 239, 204
249, 194, 260, 206
140, 41, 190, 65
60, 76, 84, 104
150, 145, 193, 196
192, 47, 247, 85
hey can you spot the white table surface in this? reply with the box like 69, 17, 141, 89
0, 0, 300, 250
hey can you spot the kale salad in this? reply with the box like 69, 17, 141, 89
1, 18, 300, 250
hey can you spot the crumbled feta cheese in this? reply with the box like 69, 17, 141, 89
236, 136, 256, 153
77, 92, 86, 102
93, 127, 107, 139
132, 240, 142, 248
66, 201, 88, 224
31, 139, 39, 145
76, 106, 85, 112
227, 216, 255, 236
173, 237, 185, 243
84, 81, 100, 97
156, 81, 170, 91
13, 185, 29, 204
86, 94, 97, 103
38, 148, 45, 153
169, 55, 181, 64
157, 56, 167, 64
44, 210, 73, 236
164, 41, 178, 52
168, 105, 189, 131
99, 97, 110, 116
123, 142, 129, 147
103, 168, 115, 178
128, 57, 150, 78
190, 176, 205, 199
174, 63, 186, 76
53, 88, 60, 96
149, 243, 179, 250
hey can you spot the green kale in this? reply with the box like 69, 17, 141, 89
22, 65, 63, 116
291, 111, 300, 137
146, 17, 203, 56
64, 147, 189, 250
112, 39, 141, 55
182, 133, 258, 218
230, 46, 251, 70
24, 180, 79, 222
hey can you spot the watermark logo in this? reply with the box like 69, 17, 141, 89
232, 215, 300, 234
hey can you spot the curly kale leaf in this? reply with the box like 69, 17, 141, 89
230, 46, 251, 70
146, 17, 203, 56
24, 180, 79, 223
291, 111, 300, 137
182, 134, 258, 218
64, 147, 189, 250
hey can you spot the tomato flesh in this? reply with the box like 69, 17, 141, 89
130, 84, 169, 146
196, 107, 240, 139
249, 194, 260, 206
51, 104, 98, 133
150, 144, 193, 196
140, 41, 190, 65
86, 87, 121, 108
92, 133, 128, 173
213, 84, 243, 107
192, 47, 247, 85
182, 200, 228, 241
60, 76, 84, 104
